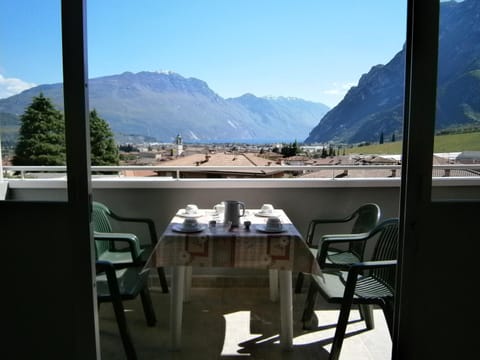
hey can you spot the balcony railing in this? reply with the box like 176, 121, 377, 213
4, 164, 480, 180
3, 163, 479, 247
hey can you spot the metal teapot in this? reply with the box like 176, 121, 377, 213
223, 200, 246, 227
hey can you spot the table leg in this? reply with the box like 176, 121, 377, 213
184, 266, 192, 302
269, 269, 279, 302
171, 265, 185, 350
279, 269, 293, 350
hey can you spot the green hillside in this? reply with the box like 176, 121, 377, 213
345, 131, 480, 155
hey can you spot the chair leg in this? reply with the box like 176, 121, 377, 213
359, 304, 375, 330
110, 297, 138, 360
382, 299, 395, 338
329, 299, 354, 360
140, 286, 157, 327
294, 272, 305, 293
102, 262, 138, 360
301, 280, 319, 330
157, 267, 169, 293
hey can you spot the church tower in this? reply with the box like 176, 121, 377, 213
175, 133, 183, 156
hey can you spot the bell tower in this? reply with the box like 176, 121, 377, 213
175, 133, 183, 156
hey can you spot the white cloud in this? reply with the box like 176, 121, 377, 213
0, 74, 36, 99
323, 82, 356, 96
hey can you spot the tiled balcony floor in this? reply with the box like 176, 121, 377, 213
99, 284, 392, 360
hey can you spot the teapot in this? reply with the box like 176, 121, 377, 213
223, 200, 246, 227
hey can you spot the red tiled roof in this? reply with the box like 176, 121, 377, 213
156, 152, 282, 175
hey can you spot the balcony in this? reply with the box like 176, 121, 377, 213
3, 165, 480, 359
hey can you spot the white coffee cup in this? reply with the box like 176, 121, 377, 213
266, 216, 282, 231
213, 203, 225, 214
183, 218, 199, 230
260, 204, 274, 214
185, 204, 199, 214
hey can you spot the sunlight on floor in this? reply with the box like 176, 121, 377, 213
221, 311, 264, 356
220, 308, 391, 358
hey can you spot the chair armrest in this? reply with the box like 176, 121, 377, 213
317, 232, 370, 267
305, 214, 356, 246
107, 211, 158, 245
94, 232, 141, 261
341, 260, 397, 307
321, 232, 370, 242
349, 260, 397, 274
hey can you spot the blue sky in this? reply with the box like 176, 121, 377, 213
0, 0, 408, 107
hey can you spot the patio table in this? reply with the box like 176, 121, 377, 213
145, 208, 322, 351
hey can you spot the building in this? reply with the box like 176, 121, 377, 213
174, 133, 183, 156
456, 150, 480, 164
155, 152, 285, 178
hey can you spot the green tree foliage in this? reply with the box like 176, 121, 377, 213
328, 145, 336, 157
321, 147, 328, 158
89, 109, 119, 165
281, 140, 299, 157
13, 93, 66, 165
119, 144, 139, 152
13, 95, 119, 166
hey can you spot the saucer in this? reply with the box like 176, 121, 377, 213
256, 225, 286, 233
176, 209, 204, 218
254, 211, 278, 217
172, 224, 207, 233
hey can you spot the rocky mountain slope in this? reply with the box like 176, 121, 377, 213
0, 71, 328, 143
305, 0, 480, 144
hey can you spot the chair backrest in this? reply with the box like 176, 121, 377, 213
370, 218, 399, 290
92, 201, 114, 256
349, 203, 381, 256
92, 201, 114, 232
350, 203, 381, 233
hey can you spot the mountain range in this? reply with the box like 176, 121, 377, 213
0, 71, 329, 144
2, 1, 477, 146
305, 0, 480, 144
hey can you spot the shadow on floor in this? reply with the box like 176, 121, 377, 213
99, 286, 391, 360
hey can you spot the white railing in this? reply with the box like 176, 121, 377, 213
3, 164, 480, 180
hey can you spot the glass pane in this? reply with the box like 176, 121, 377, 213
432, 0, 480, 200
85, 1, 407, 179
0, 0, 66, 200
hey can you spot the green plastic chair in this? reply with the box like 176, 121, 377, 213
96, 260, 156, 360
301, 218, 399, 360
93, 201, 169, 293
295, 203, 381, 293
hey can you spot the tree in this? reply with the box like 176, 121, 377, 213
328, 145, 336, 157
379, 131, 384, 144
119, 144, 139, 152
281, 140, 299, 157
321, 147, 327, 158
391, 132, 396, 142
13, 93, 66, 165
89, 109, 119, 165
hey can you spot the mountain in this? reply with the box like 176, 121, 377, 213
305, 0, 480, 144
227, 94, 329, 140
0, 71, 329, 143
